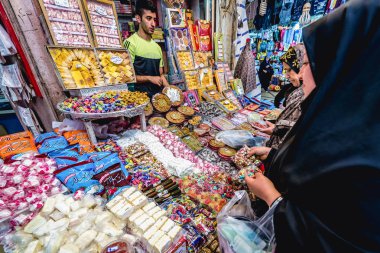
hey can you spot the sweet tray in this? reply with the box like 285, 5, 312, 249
183, 70, 200, 90
57, 101, 148, 119
38, 0, 93, 47
170, 28, 191, 51
193, 51, 212, 68
176, 51, 194, 71
96, 48, 136, 85
47, 46, 105, 90
82, 0, 122, 48
152, 93, 172, 112
163, 85, 184, 107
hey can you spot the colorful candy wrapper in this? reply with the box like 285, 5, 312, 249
0, 138, 37, 159
37, 136, 69, 154
92, 165, 131, 188
93, 153, 122, 174
55, 161, 98, 192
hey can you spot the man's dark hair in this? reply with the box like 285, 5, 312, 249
135, 0, 157, 17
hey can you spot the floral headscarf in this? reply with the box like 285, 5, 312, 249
280, 43, 305, 73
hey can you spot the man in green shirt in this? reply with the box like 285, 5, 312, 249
124, 0, 169, 97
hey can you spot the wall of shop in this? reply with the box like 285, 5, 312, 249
1, 0, 65, 131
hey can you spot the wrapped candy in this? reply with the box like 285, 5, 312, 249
0, 153, 63, 234
148, 125, 220, 175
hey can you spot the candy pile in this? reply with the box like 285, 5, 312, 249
107, 186, 184, 253
59, 91, 149, 114
7, 194, 140, 253
178, 173, 235, 212
0, 153, 62, 232
148, 125, 220, 175
118, 131, 196, 177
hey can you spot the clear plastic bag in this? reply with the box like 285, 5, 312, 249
217, 190, 277, 253
215, 130, 267, 148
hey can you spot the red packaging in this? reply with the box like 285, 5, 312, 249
197, 20, 212, 51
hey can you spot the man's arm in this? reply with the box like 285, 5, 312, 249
160, 67, 169, 87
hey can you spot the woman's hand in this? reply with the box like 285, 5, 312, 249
260, 121, 275, 134
245, 172, 281, 206
248, 146, 271, 161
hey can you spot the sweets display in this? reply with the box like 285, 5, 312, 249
8, 194, 138, 252
199, 67, 214, 88
0, 153, 62, 233
184, 70, 200, 90
177, 106, 195, 117
193, 51, 212, 68
170, 28, 191, 51
198, 102, 226, 120
166, 111, 185, 124
97, 49, 135, 84
152, 93, 172, 113
163, 85, 184, 107
197, 20, 212, 51
211, 116, 236, 131
217, 99, 239, 113
144, 102, 154, 116
84, 0, 122, 48
39, 0, 92, 46
176, 51, 194, 71
203, 90, 225, 101
149, 117, 170, 128
48, 47, 105, 89
247, 112, 269, 131
59, 91, 149, 113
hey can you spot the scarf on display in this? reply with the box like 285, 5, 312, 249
291, 0, 307, 21
234, 0, 250, 66
267, 0, 380, 251
279, 0, 294, 25
234, 42, 257, 93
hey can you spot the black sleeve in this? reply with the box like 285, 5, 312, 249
273, 166, 380, 252
274, 84, 290, 108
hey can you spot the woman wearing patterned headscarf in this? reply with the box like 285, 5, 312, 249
274, 44, 305, 108
259, 43, 306, 150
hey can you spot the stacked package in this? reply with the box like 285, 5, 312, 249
107, 186, 184, 253
8, 194, 138, 253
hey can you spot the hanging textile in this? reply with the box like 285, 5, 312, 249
279, 0, 294, 25
325, 0, 347, 14
291, 0, 307, 22
234, 40, 257, 94
233, 0, 250, 67
312, 0, 329, 16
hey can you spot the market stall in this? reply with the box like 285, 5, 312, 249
0, 0, 346, 252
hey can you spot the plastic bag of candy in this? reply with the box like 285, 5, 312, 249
216, 130, 267, 149
217, 191, 277, 253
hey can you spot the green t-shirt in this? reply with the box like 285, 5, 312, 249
124, 33, 164, 97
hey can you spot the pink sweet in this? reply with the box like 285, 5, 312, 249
3, 187, 17, 196
0, 209, 11, 219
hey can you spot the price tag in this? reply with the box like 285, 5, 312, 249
96, 6, 107, 16
54, 0, 70, 8
110, 55, 123, 65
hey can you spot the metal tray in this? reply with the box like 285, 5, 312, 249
57, 101, 148, 119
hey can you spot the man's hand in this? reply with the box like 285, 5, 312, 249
245, 172, 281, 206
149, 76, 163, 86
248, 146, 271, 161
161, 75, 170, 87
